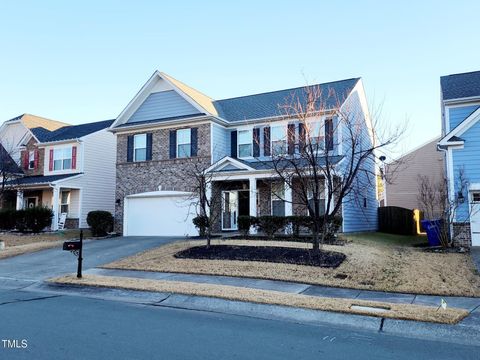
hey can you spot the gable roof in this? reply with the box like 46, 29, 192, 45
112, 72, 360, 128
7, 113, 70, 131
441, 70, 480, 101
39, 119, 114, 142
213, 78, 360, 122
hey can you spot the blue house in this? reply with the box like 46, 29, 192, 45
110, 71, 378, 236
439, 70, 480, 247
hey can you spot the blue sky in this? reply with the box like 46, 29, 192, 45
1, 0, 479, 157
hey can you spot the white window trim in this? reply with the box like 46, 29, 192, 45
28, 150, 35, 170
60, 191, 70, 215
177, 128, 191, 158
306, 182, 327, 216
271, 124, 287, 155
133, 133, 147, 162
271, 183, 285, 216
53, 146, 73, 171
238, 129, 253, 159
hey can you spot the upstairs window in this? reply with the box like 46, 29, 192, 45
308, 121, 323, 147
177, 129, 191, 158
134, 134, 147, 162
271, 126, 286, 155
238, 129, 253, 158
28, 150, 35, 169
53, 148, 72, 171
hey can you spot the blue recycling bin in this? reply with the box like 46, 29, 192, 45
421, 219, 443, 247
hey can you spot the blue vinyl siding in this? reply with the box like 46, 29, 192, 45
339, 91, 378, 232
448, 105, 479, 130
211, 124, 228, 162
128, 90, 200, 124
452, 121, 480, 221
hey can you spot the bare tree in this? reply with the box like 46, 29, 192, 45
256, 84, 404, 253
0, 141, 22, 207
186, 160, 222, 248
418, 168, 472, 248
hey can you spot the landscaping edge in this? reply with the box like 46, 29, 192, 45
48, 274, 468, 325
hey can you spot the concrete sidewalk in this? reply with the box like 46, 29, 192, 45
85, 267, 480, 312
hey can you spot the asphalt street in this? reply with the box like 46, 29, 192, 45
1, 288, 479, 360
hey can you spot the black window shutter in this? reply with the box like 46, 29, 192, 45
230, 131, 237, 158
169, 130, 177, 159
146, 133, 153, 160
298, 123, 306, 151
191, 128, 198, 157
127, 135, 134, 162
263, 127, 271, 156
252, 128, 260, 157
287, 124, 295, 155
325, 119, 333, 151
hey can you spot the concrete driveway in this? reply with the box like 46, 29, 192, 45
0, 236, 181, 289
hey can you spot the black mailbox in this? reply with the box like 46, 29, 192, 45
63, 241, 81, 251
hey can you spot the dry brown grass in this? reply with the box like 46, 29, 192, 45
50, 274, 468, 324
0, 229, 93, 260
103, 239, 480, 297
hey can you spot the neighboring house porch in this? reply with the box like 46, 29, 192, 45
8, 174, 83, 230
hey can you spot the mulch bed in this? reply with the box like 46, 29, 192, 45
174, 245, 346, 268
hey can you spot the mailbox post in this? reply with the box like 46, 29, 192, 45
62, 230, 83, 278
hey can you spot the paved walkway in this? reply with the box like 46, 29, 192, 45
85, 268, 480, 312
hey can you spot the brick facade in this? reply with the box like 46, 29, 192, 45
114, 123, 211, 233
453, 222, 471, 248
20, 137, 45, 176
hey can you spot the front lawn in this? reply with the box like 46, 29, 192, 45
0, 229, 92, 259
103, 234, 480, 297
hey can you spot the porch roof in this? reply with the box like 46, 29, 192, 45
6, 173, 83, 187
208, 155, 344, 174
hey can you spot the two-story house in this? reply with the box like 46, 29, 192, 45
0, 114, 116, 230
438, 70, 480, 247
111, 71, 378, 236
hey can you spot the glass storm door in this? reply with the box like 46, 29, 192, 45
222, 191, 238, 230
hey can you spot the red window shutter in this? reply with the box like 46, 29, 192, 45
71, 146, 77, 169
34, 150, 39, 169
23, 151, 29, 170
49, 149, 54, 171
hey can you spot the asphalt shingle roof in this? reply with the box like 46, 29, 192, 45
441, 71, 480, 101
6, 173, 82, 186
212, 78, 360, 122
40, 119, 114, 142
211, 156, 344, 173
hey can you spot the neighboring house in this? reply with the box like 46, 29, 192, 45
110, 71, 378, 236
382, 137, 445, 211
438, 70, 480, 247
0, 114, 116, 230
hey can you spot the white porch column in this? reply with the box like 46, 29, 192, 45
284, 181, 293, 216
249, 177, 257, 234
16, 190, 24, 210
205, 181, 212, 217
52, 186, 60, 231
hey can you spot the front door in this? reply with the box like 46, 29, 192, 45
24, 197, 38, 209
222, 191, 238, 230
470, 191, 480, 246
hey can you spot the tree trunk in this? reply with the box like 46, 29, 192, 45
312, 219, 320, 254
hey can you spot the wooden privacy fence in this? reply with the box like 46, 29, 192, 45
378, 206, 417, 235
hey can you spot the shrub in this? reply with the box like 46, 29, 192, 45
24, 206, 53, 233
87, 210, 114, 237
0, 208, 17, 230
238, 215, 256, 237
192, 215, 209, 237
324, 215, 342, 241
286, 216, 313, 237
257, 216, 286, 239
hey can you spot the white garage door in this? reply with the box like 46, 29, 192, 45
124, 191, 198, 237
